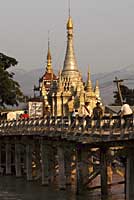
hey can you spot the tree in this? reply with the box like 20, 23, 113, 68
113, 84, 134, 106
0, 53, 23, 108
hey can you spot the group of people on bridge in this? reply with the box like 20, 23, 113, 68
1, 97, 133, 132
70, 101, 103, 120
67, 99, 134, 130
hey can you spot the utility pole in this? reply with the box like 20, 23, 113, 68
113, 77, 123, 105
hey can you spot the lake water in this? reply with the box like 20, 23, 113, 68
0, 176, 125, 200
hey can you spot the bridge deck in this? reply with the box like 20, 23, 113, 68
0, 115, 134, 148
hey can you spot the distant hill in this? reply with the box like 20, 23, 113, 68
94, 65, 134, 104
12, 65, 134, 105
13, 68, 44, 96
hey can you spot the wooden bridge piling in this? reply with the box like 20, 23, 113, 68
15, 143, 22, 177
5, 141, 11, 175
40, 140, 49, 186
26, 142, 33, 181
76, 145, 83, 194
48, 145, 56, 183
100, 147, 108, 198
126, 147, 134, 199
81, 149, 89, 185
0, 143, 2, 174
64, 148, 72, 185
57, 145, 66, 190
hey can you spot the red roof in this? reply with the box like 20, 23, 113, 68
43, 72, 57, 81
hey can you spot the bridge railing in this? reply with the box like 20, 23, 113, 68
0, 114, 133, 135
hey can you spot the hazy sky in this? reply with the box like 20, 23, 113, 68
0, 0, 134, 75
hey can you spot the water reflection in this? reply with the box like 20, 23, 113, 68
0, 176, 124, 200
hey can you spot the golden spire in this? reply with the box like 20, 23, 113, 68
94, 80, 100, 98
86, 65, 92, 92
62, 3, 79, 75
67, 16, 73, 29
46, 31, 53, 73
66, 0, 73, 29
57, 69, 63, 92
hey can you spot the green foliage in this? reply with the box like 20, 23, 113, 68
113, 85, 134, 105
0, 53, 23, 108
0, 53, 18, 70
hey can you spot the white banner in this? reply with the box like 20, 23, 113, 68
29, 101, 43, 118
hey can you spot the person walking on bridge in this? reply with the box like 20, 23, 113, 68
20, 110, 29, 119
92, 102, 103, 129
119, 101, 133, 129
81, 101, 92, 117
92, 102, 103, 119
79, 101, 92, 130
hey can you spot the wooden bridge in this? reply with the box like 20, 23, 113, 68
0, 115, 134, 199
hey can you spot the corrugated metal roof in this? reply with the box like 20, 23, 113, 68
105, 105, 134, 114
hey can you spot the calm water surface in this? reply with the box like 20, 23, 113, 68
0, 176, 124, 200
